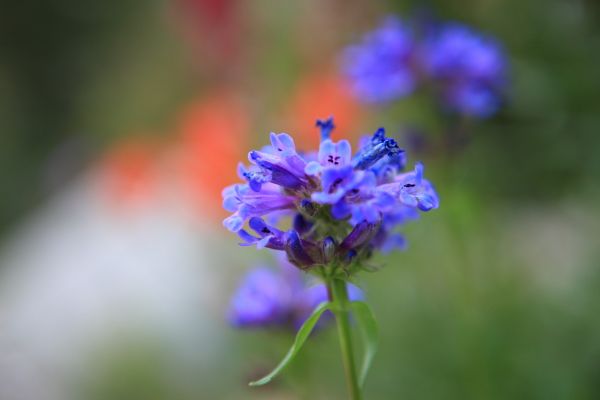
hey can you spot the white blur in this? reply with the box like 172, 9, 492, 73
0, 169, 233, 400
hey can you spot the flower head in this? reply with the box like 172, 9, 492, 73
223, 117, 439, 273
423, 23, 508, 118
342, 16, 508, 118
342, 17, 417, 103
228, 256, 363, 330
228, 267, 293, 327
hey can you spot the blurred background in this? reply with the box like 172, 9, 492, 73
1, 0, 600, 399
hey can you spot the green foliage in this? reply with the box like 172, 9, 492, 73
249, 301, 331, 386
351, 301, 379, 388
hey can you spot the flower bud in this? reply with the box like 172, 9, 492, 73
293, 214, 313, 235
322, 236, 337, 264
299, 199, 317, 216
340, 221, 379, 251
249, 151, 305, 190
344, 249, 358, 264
353, 137, 403, 170
285, 230, 316, 269
316, 116, 335, 141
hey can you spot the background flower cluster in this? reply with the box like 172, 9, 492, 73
343, 16, 508, 118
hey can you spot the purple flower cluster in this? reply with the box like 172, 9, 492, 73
223, 118, 439, 273
343, 17, 416, 103
342, 17, 508, 118
228, 255, 363, 329
423, 23, 507, 118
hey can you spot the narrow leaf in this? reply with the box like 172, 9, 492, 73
249, 301, 331, 386
351, 301, 379, 388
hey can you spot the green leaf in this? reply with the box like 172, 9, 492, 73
249, 301, 331, 387
351, 301, 379, 388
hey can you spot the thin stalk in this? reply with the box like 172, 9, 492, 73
328, 278, 362, 400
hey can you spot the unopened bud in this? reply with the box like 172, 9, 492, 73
322, 236, 337, 264
293, 214, 312, 235
299, 199, 317, 216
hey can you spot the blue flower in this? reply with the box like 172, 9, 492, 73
305, 138, 353, 175
222, 183, 296, 232
343, 16, 417, 103
306, 136, 377, 209
353, 128, 404, 171
343, 190, 397, 225
423, 23, 507, 118
312, 167, 375, 207
308, 128, 431, 227
228, 256, 365, 330
246, 132, 310, 191
228, 267, 293, 327
238, 217, 286, 250
223, 117, 439, 271
443, 83, 500, 119
342, 16, 508, 118
355, 133, 407, 183
377, 163, 440, 211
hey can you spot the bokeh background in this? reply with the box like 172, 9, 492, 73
1, 0, 600, 399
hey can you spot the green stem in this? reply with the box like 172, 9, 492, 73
328, 278, 362, 400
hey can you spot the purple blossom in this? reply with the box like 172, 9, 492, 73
228, 257, 364, 330
442, 83, 500, 118
228, 267, 293, 327
305, 138, 353, 175
342, 16, 417, 103
423, 23, 507, 118
222, 183, 296, 232
378, 163, 440, 211
424, 23, 506, 84
309, 129, 437, 228
312, 167, 375, 207
343, 190, 397, 225
245, 132, 311, 191
238, 217, 286, 250
342, 16, 508, 118
306, 137, 378, 209
352, 128, 404, 171
223, 118, 439, 271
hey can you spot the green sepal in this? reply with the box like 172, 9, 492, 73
350, 301, 379, 388
248, 301, 331, 386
